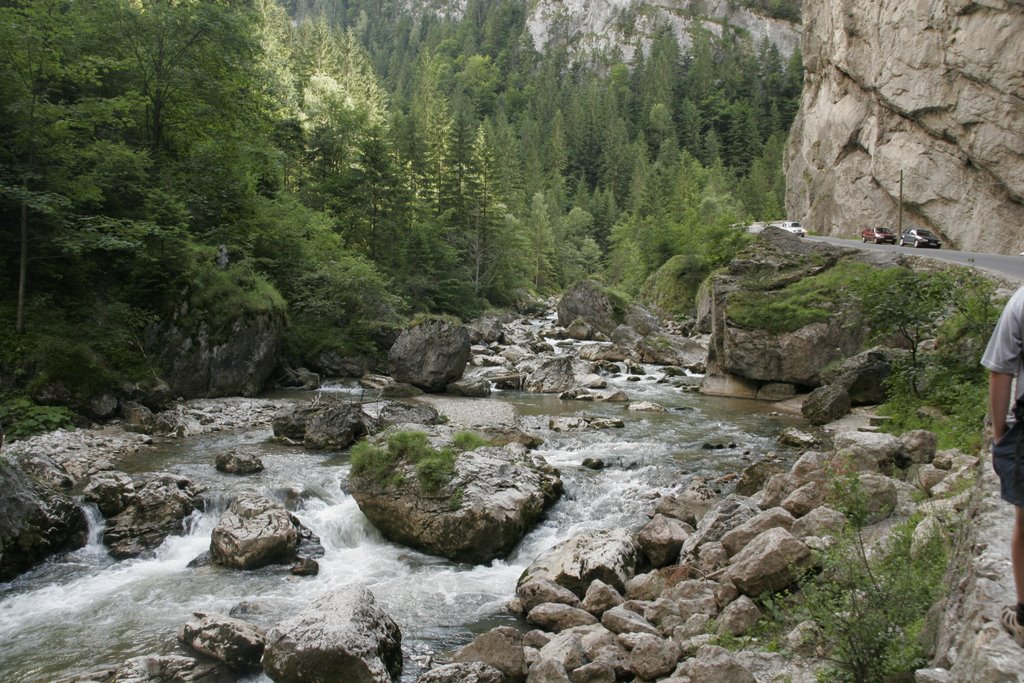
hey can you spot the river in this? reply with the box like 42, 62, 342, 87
0, 355, 807, 682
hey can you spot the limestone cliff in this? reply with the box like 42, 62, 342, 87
785, 0, 1024, 253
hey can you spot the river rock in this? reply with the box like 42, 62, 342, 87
215, 450, 264, 475
639, 334, 706, 368
467, 316, 506, 344
801, 384, 851, 425
83, 470, 136, 517
637, 514, 691, 568
388, 319, 471, 392
453, 626, 527, 683
680, 495, 762, 560
716, 595, 761, 637
111, 654, 223, 682
676, 644, 756, 683
600, 605, 660, 636
626, 632, 681, 680
350, 444, 562, 564
735, 461, 784, 496
210, 493, 298, 570
557, 280, 618, 335
654, 478, 717, 526
377, 400, 443, 426
524, 356, 576, 393
527, 603, 599, 631
725, 527, 813, 596
581, 580, 625, 615
446, 377, 492, 397
415, 662, 504, 683
272, 401, 375, 450
262, 585, 402, 683
177, 612, 266, 671
103, 473, 204, 559
517, 576, 583, 612
819, 347, 902, 405
16, 453, 74, 490
720, 507, 796, 557
0, 458, 88, 581
519, 528, 641, 596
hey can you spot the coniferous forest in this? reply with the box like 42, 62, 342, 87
0, 0, 802, 423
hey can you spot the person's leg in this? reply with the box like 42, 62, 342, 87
1015, 507, 1024, 617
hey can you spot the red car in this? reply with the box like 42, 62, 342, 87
861, 226, 896, 244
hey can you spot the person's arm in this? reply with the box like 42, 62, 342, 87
990, 371, 1014, 441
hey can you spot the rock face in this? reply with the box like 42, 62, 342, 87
0, 458, 88, 580
103, 473, 204, 559
388, 320, 471, 392
262, 585, 402, 683
146, 310, 284, 399
349, 444, 562, 564
786, 0, 1024, 254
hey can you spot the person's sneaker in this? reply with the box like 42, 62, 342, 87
1001, 605, 1024, 647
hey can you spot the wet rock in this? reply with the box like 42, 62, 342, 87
0, 458, 88, 581
453, 626, 527, 683
177, 612, 266, 671
103, 473, 204, 560
565, 318, 595, 341
290, 557, 319, 576
110, 654, 223, 682
83, 470, 136, 517
389, 319, 471, 392
263, 586, 402, 683
627, 401, 665, 412
520, 528, 642, 596
214, 450, 264, 475
350, 445, 562, 564
210, 493, 298, 570
654, 479, 717, 526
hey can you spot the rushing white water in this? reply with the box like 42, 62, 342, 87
0, 370, 805, 682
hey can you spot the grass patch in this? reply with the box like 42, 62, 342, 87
726, 261, 874, 333
452, 431, 490, 451
349, 430, 462, 493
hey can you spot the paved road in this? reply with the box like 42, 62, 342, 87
808, 235, 1024, 281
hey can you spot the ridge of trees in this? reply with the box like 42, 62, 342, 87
0, 0, 802, 410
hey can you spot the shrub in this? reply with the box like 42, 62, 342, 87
349, 430, 462, 493
0, 395, 76, 441
452, 431, 490, 451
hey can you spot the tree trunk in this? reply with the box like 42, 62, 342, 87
17, 196, 27, 335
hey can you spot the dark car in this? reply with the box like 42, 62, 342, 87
861, 226, 896, 244
899, 228, 942, 249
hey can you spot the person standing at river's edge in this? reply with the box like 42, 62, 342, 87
981, 285, 1024, 647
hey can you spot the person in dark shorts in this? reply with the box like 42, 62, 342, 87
982, 285, 1024, 646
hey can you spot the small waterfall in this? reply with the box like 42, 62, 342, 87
80, 501, 106, 549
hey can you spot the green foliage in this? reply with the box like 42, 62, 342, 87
727, 261, 873, 333
452, 431, 490, 451
798, 510, 948, 682
349, 430, 460, 493
0, 395, 76, 441
863, 268, 999, 452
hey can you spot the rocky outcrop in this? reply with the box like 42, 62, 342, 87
145, 309, 284, 399
262, 586, 402, 683
102, 473, 204, 559
698, 229, 894, 396
388, 319, 471, 392
0, 458, 88, 580
557, 280, 619, 335
786, 0, 1024, 254
349, 444, 562, 564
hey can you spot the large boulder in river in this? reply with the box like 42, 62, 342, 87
639, 334, 707, 368
262, 585, 402, 683
349, 444, 562, 564
388, 319, 471, 392
523, 356, 576, 393
272, 401, 376, 450
557, 280, 619, 335
103, 473, 204, 559
210, 494, 299, 570
519, 528, 642, 596
0, 458, 88, 581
